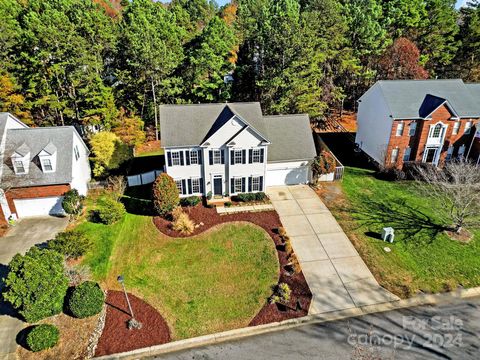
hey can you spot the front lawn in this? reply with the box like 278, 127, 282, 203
78, 214, 279, 339
323, 167, 480, 297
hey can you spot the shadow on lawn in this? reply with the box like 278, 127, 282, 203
349, 195, 448, 245
121, 185, 155, 216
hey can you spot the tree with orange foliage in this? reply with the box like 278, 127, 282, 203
0, 71, 32, 124
112, 109, 146, 147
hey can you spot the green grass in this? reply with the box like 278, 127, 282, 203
80, 213, 279, 339
331, 167, 480, 297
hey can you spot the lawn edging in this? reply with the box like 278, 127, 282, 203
93, 286, 480, 360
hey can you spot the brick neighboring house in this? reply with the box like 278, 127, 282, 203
0, 113, 91, 225
356, 79, 480, 169
466, 83, 480, 164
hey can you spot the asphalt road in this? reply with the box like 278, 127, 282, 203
155, 296, 480, 360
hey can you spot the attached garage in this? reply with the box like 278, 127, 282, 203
266, 161, 311, 186
13, 196, 65, 218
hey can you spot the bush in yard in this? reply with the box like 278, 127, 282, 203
68, 281, 104, 318
254, 192, 266, 201
172, 211, 195, 235
26, 324, 60, 352
96, 196, 126, 224
234, 193, 256, 202
153, 173, 179, 217
180, 196, 201, 207
3, 247, 68, 323
311, 151, 336, 182
269, 283, 291, 304
48, 230, 92, 260
62, 189, 85, 216
375, 167, 406, 181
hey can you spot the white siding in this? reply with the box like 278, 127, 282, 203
355, 84, 394, 164
70, 131, 91, 196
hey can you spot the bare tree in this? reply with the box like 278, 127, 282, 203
413, 160, 480, 234
107, 175, 127, 201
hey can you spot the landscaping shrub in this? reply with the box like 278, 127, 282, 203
312, 151, 336, 182
153, 173, 179, 217
64, 264, 91, 286
277, 227, 287, 237
234, 193, 259, 202
224, 201, 233, 207
269, 283, 291, 304
68, 281, 104, 318
172, 211, 195, 235
375, 167, 406, 181
255, 192, 266, 201
3, 247, 68, 323
26, 324, 60, 352
284, 238, 293, 256
96, 196, 126, 224
180, 196, 201, 207
48, 230, 92, 260
62, 189, 85, 216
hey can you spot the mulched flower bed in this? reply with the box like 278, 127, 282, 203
153, 206, 312, 324
94, 291, 171, 357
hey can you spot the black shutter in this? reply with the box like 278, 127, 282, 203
198, 150, 202, 164
260, 148, 264, 163
167, 151, 172, 167
242, 177, 246, 193
200, 178, 204, 193
230, 150, 235, 165
186, 150, 190, 166
209, 150, 213, 165
181, 179, 186, 195
242, 150, 246, 164
260, 176, 264, 191
248, 177, 252, 192
180, 151, 184, 166
248, 149, 253, 163
188, 179, 192, 195
221, 150, 225, 164
231, 178, 235, 193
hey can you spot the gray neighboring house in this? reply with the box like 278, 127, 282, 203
160, 102, 316, 198
0, 113, 91, 224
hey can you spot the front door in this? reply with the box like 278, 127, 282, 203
213, 177, 223, 197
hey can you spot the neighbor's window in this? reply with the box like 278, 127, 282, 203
234, 150, 243, 164
42, 158, 53, 172
391, 148, 399, 163
452, 121, 461, 135
396, 122, 404, 136
446, 146, 454, 161
234, 177, 243, 193
171, 151, 181, 166
190, 151, 198, 165
409, 122, 417, 136
191, 178, 200, 193
403, 147, 411, 162
213, 150, 222, 164
14, 160, 25, 174
175, 179, 183, 194
74, 146, 80, 161
458, 145, 466, 158
252, 149, 261, 163
465, 121, 473, 134
252, 176, 261, 191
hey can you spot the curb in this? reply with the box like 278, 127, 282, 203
95, 287, 480, 360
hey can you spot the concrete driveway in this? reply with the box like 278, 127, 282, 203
266, 185, 399, 315
0, 216, 68, 360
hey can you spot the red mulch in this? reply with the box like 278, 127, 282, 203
153, 206, 312, 325
94, 291, 171, 357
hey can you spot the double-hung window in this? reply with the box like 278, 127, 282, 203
234, 150, 243, 164
396, 122, 404, 136
171, 152, 181, 166
14, 160, 25, 174
446, 146, 454, 161
213, 150, 222, 164
391, 148, 399, 164
251, 176, 261, 192
409, 122, 417, 136
191, 178, 200, 193
190, 151, 198, 165
42, 158, 53, 172
234, 177, 243, 193
403, 147, 411, 162
452, 121, 461, 135
465, 121, 473, 135
175, 179, 183, 194
252, 149, 261, 163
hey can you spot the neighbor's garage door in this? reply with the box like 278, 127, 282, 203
266, 162, 310, 186
13, 197, 64, 218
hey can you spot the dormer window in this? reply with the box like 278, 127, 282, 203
38, 142, 57, 173
42, 158, 53, 172
11, 143, 30, 175
14, 160, 26, 174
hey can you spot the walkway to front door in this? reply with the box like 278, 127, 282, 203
266, 185, 399, 314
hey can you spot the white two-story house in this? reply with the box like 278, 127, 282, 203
160, 103, 317, 198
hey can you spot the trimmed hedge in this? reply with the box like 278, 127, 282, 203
96, 196, 126, 224
180, 196, 201, 207
233, 192, 266, 202
26, 324, 59, 352
68, 281, 104, 318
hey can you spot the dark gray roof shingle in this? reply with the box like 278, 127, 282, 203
365, 79, 480, 119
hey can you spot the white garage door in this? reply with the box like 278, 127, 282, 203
266, 164, 310, 186
14, 197, 65, 218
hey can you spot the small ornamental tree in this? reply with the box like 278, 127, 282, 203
311, 151, 336, 183
153, 173, 180, 217
3, 247, 68, 323
89, 131, 132, 177
62, 189, 85, 217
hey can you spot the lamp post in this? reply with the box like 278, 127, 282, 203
117, 275, 142, 330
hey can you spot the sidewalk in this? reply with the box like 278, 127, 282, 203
266, 185, 399, 314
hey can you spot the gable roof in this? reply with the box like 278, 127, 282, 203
466, 83, 480, 103
1, 126, 79, 187
363, 79, 480, 119
160, 102, 316, 162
